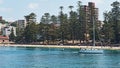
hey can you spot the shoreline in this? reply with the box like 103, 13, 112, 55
1, 44, 120, 50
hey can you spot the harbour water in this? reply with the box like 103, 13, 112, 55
0, 46, 120, 68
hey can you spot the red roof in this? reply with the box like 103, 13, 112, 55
0, 36, 9, 40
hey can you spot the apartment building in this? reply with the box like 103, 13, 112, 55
0, 16, 2, 21
16, 20, 26, 30
80, 2, 99, 41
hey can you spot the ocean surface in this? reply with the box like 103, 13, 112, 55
0, 46, 120, 68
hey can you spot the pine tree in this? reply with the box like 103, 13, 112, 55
9, 28, 16, 42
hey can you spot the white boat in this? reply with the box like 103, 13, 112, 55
79, 16, 103, 54
79, 48, 103, 54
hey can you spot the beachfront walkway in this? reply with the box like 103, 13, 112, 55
1, 44, 120, 50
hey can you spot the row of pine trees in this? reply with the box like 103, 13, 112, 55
9, 1, 120, 45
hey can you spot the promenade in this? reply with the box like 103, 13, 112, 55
1, 44, 120, 50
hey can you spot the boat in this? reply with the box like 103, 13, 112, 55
79, 16, 103, 54
79, 48, 103, 54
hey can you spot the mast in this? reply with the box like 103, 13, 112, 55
93, 16, 95, 46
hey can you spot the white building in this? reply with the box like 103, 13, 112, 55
2, 26, 16, 36
0, 23, 8, 35
0, 23, 8, 31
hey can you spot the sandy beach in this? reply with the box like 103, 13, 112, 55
1, 44, 120, 50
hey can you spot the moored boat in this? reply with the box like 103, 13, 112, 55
79, 48, 103, 54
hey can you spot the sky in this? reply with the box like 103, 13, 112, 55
0, 0, 119, 22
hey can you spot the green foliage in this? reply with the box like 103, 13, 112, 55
111, 1, 120, 43
0, 20, 8, 24
15, 1, 120, 44
41, 13, 50, 24
11, 22, 17, 27
69, 10, 78, 44
23, 23, 37, 43
15, 12, 38, 43
101, 12, 114, 44
102, 1, 120, 43
25, 12, 36, 24
51, 15, 57, 24
77, 1, 85, 41
9, 28, 16, 41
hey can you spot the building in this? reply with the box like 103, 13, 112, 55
0, 36, 9, 43
0, 16, 2, 21
16, 20, 26, 30
2, 26, 16, 37
80, 2, 99, 41
0, 23, 8, 35
0, 23, 7, 31
88, 2, 98, 23
81, 2, 99, 27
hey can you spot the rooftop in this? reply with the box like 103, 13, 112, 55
0, 36, 9, 40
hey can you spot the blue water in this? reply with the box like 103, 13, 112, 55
0, 46, 120, 68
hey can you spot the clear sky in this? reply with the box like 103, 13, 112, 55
0, 0, 119, 22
